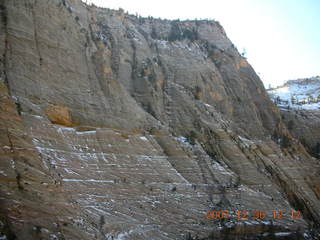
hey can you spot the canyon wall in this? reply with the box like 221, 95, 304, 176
0, 0, 319, 239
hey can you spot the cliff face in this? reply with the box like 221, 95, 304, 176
268, 77, 320, 159
0, 0, 319, 239
281, 109, 320, 158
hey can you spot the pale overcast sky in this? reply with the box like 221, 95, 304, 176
85, 0, 320, 87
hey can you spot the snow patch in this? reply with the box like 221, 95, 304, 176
114, 230, 134, 240
275, 232, 291, 237
64, 168, 80, 175
76, 130, 96, 135
268, 77, 320, 110
62, 179, 114, 183
2, 146, 10, 150
11, 96, 18, 101
212, 162, 233, 175
176, 136, 187, 143
24, 114, 44, 119
238, 136, 254, 147
56, 126, 75, 134
156, 40, 169, 49
139, 136, 148, 141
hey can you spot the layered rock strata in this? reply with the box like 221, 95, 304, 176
0, 0, 319, 239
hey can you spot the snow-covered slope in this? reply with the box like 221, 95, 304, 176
268, 76, 320, 110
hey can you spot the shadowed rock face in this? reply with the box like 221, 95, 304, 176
0, 0, 319, 239
267, 77, 320, 159
280, 109, 320, 159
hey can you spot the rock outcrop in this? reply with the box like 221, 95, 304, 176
268, 77, 320, 158
0, 0, 319, 239
45, 104, 73, 127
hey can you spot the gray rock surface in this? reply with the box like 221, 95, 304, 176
281, 109, 320, 159
267, 77, 320, 159
0, 0, 319, 239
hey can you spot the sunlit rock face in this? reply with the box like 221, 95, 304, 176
0, 0, 319, 239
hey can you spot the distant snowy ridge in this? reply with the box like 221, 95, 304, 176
267, 76, 320, 110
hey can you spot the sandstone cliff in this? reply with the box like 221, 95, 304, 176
0, 0, 319, 239
268, 77, 320, 159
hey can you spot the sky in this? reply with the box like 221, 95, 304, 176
85, 0, 320, 88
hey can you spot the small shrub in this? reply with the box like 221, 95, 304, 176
151, 27, 157, 39
99, 215, 105, 230
281, 135, 291, 148
287, 120, 294, 130
33, 226, 41, 234
186, 131, 197, 145
185, 232, 192, 240
299, 137, 307, 146
16, 172, 24, 190
194, 86, 202, 100
15, 101, 22, 115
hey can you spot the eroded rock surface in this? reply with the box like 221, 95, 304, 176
0, 0, 319, 239
45, 104, 73, 127
268, 77, 320, 158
